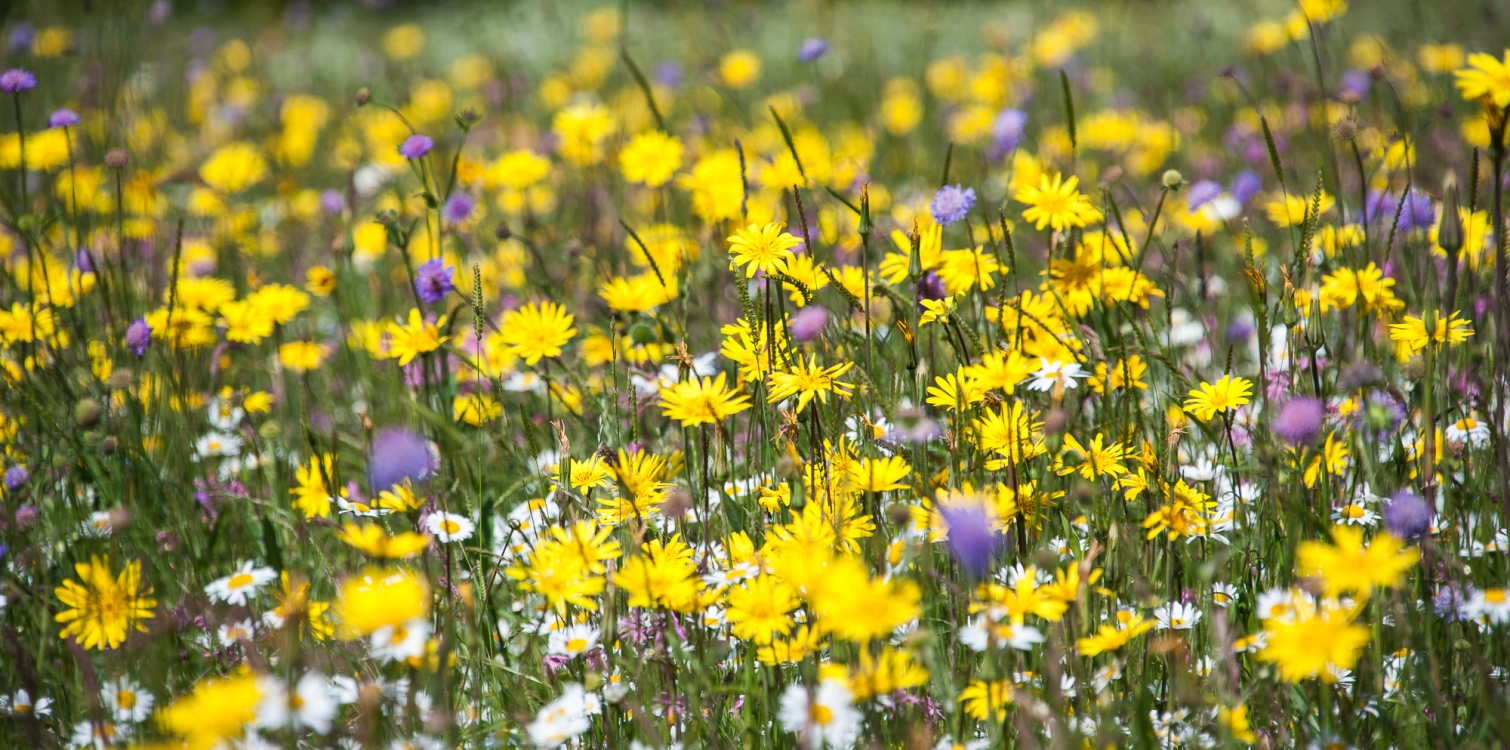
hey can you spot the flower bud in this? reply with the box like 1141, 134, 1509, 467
104, 148, 130, 169
1161, 169, 1184, 189
1437, 176, 1463, 254
355, 87, 371, 106
75, 398, 103, 428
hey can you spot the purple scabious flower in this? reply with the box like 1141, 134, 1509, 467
1229, 170, 1262, 206
991, 108, 1027, 153
0, 69, 35, 94
73, 248, 94, 273
788, 304, 829, 341
126, 317, 152, 356
653, 61, 683, 87
797, 38, 829, 63
3, 465, 28, 490
1272, 397, 1324, 446
1384, 491, 1432, 540
1362, 391, 1406, 435
319, 189, 346, 215
7, 24, 34, 53
368, 427, 433, 492
938, 502, 1000, 578
1395, 190, 1435, 232
1364, 190, 1398, 226
414, 257, 456, 304
1187, 180, 1222, 211
1338, 69, 1371, 102
442, 192, 475, 223
915, 270, 947, 303
399, 134, 434, 159
48, 108, 80, 128
930, 184, 976, 225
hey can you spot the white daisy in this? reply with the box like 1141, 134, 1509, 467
195, 431, 243, 458
255, 672, 339, 734
1154, 601, 1202, 630
1445, 415, 1491, 447
425, 511, 475, 543
101, 678, 154, 723
959, 616, 1044, 652
526, 683, 599, 747
1467, 587, 1510, 624
1026, 359, 1088, 392
371, 618, 431, 663
218, 618, 256, 646
778, 678, 861, 750
1211, 583, 1239, 608
81, 510, 115, 537
205, 560, 278, 605
546, 624, 601, 658
337, 496, 391, 517
1, 689, 52, 716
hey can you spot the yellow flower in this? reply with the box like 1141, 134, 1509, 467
1258, 600, 1370, 683
658, 373, 752, 427
1057, 432, 1128, 480
336, 522, 433, 559
157, 674, 262, 749
677, 149, 744, 223
847, 455, 912, 493
958, 680, 1011, 720
1015, 172, 1102, 232
719, 50, 762, 88
727, 221, 802, 278
1076, 614, 1154, 656
246, 283, 310, 324
1263, 191, 1335, 227
382, 24, 426, 60
598, 272, 677, 313
619, 131, 684, 187
54, 556, 156, 650
498, 301, 576, 365
1182, 374, 1253, 422
1388, 310, 1474, 353
925, 371, 986, 413
278, 341, 327, 372
1297, 525, 1419, 599
553, 100, 614, 166
336, 567, 430, 636
291, 454, 336, 519
724, 575, 798, 644
454, 392, 502, 426
305, 265, 337, 296
488, 149, 551, 189
918, 296, 956, 326
199, 142, 268, 193
1455, 50, 1510, 107
1143, 480, 1215, 540
616, 534, 705, 612
387, 308, 450, 366
766, 355, 855, 414
218, 300, 274, 344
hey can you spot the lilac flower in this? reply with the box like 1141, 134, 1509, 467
888, 404, 940, 444
1338, 69, 1371, 102
930, 184, 976, 225
442, 192, 475, 223
8, 24, 35, 53
916, 270, 947, 303
1272, 397, 1324, 446
653, 61, 683, 88
939, 502, 1000, 578
3, 465, 28, 490
1395, 190, 1435, 232
1187, 180, 1222, 211
399, 134, 434, 159
0, 69, 36, 94
414, 257, 456, 304
48, 108, 80, 128
14, 504, 38, 526
126, 317, 152, 356
797, 38, 829, 63
1384, 491, 1432, 540
1229, 170, 1262, 206
991, 108, 1027, 153
789, 304, 829, 341
1364, 190, 1398, 226
73, 249, 94, 273
320, 189, 346, 215
368, 427, 433, 492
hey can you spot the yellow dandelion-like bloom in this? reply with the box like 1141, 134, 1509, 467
54, 556, 156, 650
727, 221, 802, 278
1182, 374, 1253, 422
1015, 172, 1103, 232
498, 301, 576, 365
1454, 50, 1510, 107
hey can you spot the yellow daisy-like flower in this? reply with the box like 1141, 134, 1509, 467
766, 355, 856, 414
918, 296, 956, 326
335, 522, 433, 559
726, 222, 802, 278
658, 373, 752, 427
1263, 191, 1335, 227
619, 131, 684, 187
199, 141, 268, 193
498, 301, 576, 366
54, 555, 157, 650
1388, 310, 1474, 353
1297, 525, 1419, 599
278, 341, 327, 373
386, 308, 450, 366
1454, 50, 1510, 108
1182, 374, 1253, 422
1015, 172, 1102, 232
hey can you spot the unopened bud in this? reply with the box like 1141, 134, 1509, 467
75, 398, 103, 428
104, 149, 130, 169
1437, 177, 1463, 253
494, 223, 512, 241
101, 435, 119, 454
1161, 169, 1183, 189
354, 87, 371, 106
660, 487, 693, 518
1333, 119, 1358, 141
886, 503, 912, 527
109, 368, 133, 389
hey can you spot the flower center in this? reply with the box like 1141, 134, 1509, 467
117, 690, 137, 709
810, 703, 833, 725
228, 572, 255, 589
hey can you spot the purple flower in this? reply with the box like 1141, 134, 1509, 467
938, 502, 1000, 578
1396, 190, 1435, 232
414, 257, 456, 304
8, 24, 35, 53
3, 465, 28, 490
73, 248, 94, 273
1364, 190, 1398, 226
1384, 491, 1432, 540
1362, 392, 1405, 434
1338, 69, 1370, 102
14, 504, 38, 526
0, 69, 36, 94
48, 108, 80, 128
991, 109, 1027, 153
798, 38, 829, 63
368, 427, 433, 492
442, 192, 475, 223
126, 317, 152, 356
789, 304, 829, 341
399, 134, 434, 159
1272, 397, 1324, 446
1434, 583, 1468, 621
915, 270, 947, 302
320, 189, 346, 215
1229, 170, 1262, 206
1187, 180, 1222, 211
930, 184, 976, 225
888, 404, 940, 444
653, 61, 683, 88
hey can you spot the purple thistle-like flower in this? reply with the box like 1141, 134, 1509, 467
368, 427, 433, 492
1230, 170, 1262, 206
1364, 190, 1397, 226
930, 184, 976, 225
8, 24, 34, 53
888, 404, 940, 444
788, 304, 829, 342
1384, 491, 1432, 540
0, 68, 35, 94
1396, 190, 1435, 232
3, 465, 28, 490
442, 192, 475, 223
653, 61, 683, 87
1338, 69, 1371, 102
1362, 391, 1406, 435
1434, 583, 1468, 621
126, 317, 152, 356
797, 38, 829, 63
320, 189, 346, 215
73, 248, 94, 273
14, 504, 38, 526
48, 108, 80, 128
1272, 397, 1324, 446
1187, 180, 1222, 211
916, 270, 947, 303
938, 502, 1000, 578
399, 134, 434, 159
414, 257, 456, 304
991, 109, 1027, 153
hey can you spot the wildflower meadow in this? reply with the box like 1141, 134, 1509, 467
4, 0, 1510, 747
